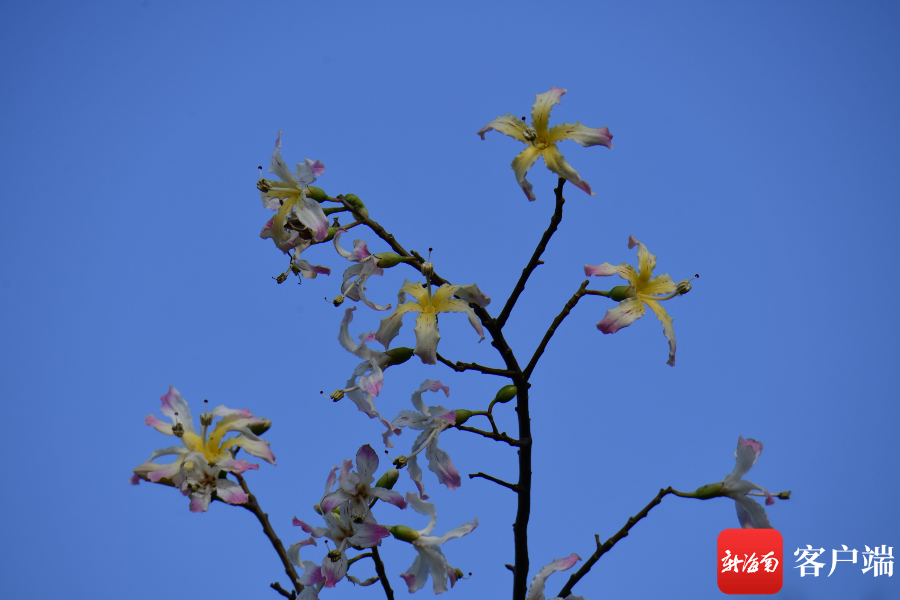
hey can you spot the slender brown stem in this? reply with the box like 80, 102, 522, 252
436, 352, 514, 377
235, 474, 304, 595
555, 487, 674, 598
269, 582, 296, 599
469, 472, 520, 492
497, 178, 566, 329
456, 423, 522, 446
524, 281, 590, 380
371, 546, 394, 600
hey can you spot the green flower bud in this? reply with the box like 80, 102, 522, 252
691, 482, 725, 499
384, 347, 414, 367
247, 418, 272, 436
492, 385, 518, 404
453, 409, 473, 426
323, 226, 339, 242
343, 194, 369, 218
306, 186, 328, 202
388, 525, 420, 543
375, 252, 403, 268
609, 285, 632, 302
375, 468, 400, 490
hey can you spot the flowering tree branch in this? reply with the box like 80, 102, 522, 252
235, 474, 304, 596
555, 487, 675, 598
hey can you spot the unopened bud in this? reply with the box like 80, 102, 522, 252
492, 385, 518, 404
247, 418, 272, 436
375, 468, 400, 490
691, 482, 725, 499
323, 226, 339, 242
388, 525, 420, 543
343, 194, 369, 218
375, 252, 403, 269
609, 285, 632, 302
330, 390, 345, 401
384, 347, 414, 367
306, 185, 327, 202
332, 295, 345, 307
453, 409, 473, 426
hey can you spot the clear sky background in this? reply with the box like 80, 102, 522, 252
1, 2, 898, 599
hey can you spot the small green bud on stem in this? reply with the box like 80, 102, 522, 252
384, 347, 414, 367
492, 385, 518, 404
247, 418, 272, 436
689, 482, 725, 499
388, 525, 420, 543
453, 409, 473, 426
375, 468, 400, 490
342, 194, 369, 219
609, 285, 632, 302
375, 252, 403, 268
306, 186, 328, 202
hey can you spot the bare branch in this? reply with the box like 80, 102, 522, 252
469, 472, 520, 492
235, 474, 304, 595
456, 423, 523, 446
524, 280, 590, 380
435, 352, 514, 377
371, 546, 394, 600
497, 178, 566, 329
556, 487, 674, 598
269, 582, 296, 599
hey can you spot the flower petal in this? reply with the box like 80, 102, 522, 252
726, 437, 763, 484
511, 146, 541, 201
628, 235, 657, 285
436, 297, 484, 342
426, 442, 461, 490
526, 553, 581, 600
159, 386, 195, 433
597, 296, 645, 334
413, 312, 440, 364
643, 299, 676, 366
542, 145, 593, 196
370, 486, 408, 509
268, 131, 298, 185
293, 194, 329, 242
294, 158, 324, 186
348, 522, 390, 548
477, 113, 529, 142
455, 283, 491, 307
734, 495, 773, 529
333, 229, 372, 261
531, 87, 566, 137
548, 122, 613, 148
216, 479, 249, 505
355, 444, 379, 480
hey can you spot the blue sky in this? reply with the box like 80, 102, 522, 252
1, 2, 898, 599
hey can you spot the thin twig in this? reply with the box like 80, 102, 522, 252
435, 352, 514, 377
347, 552, 374, 567
456, 423, 523, 446
556, 487, 674, 598
235, 474, 304, 595
469, 472, 520, 492
467, 409, 499, 434
497, 178, 566, 329
524, 280, 590, 380
269, 582, 296, 599
371, 546, 394, 600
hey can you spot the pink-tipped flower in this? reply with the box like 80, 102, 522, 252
257, 130, 329, 252
333, 230, 390, 311
585, 236, 695, 366
477, 88, 612, 201
721, 436, 777, 529
130, 386, 274, 512
383, 379, 459, 497
395, 493, 478, 594
319, 444, 408, 516
375, 279, 490, 365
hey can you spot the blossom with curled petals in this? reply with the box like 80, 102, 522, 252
333, 229, 389, 310
393, 493, 477, 594
318, 445, 408, 515
585, 236, 695, 366
477, 87, 613, 201
383, 380, 459, 497
130, 386, 274, 512
257, 130, 329, 253
721, 437, 776, 529
375, 279, 490, 365
526, 554, 585, 600
289, 497, 390, 589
